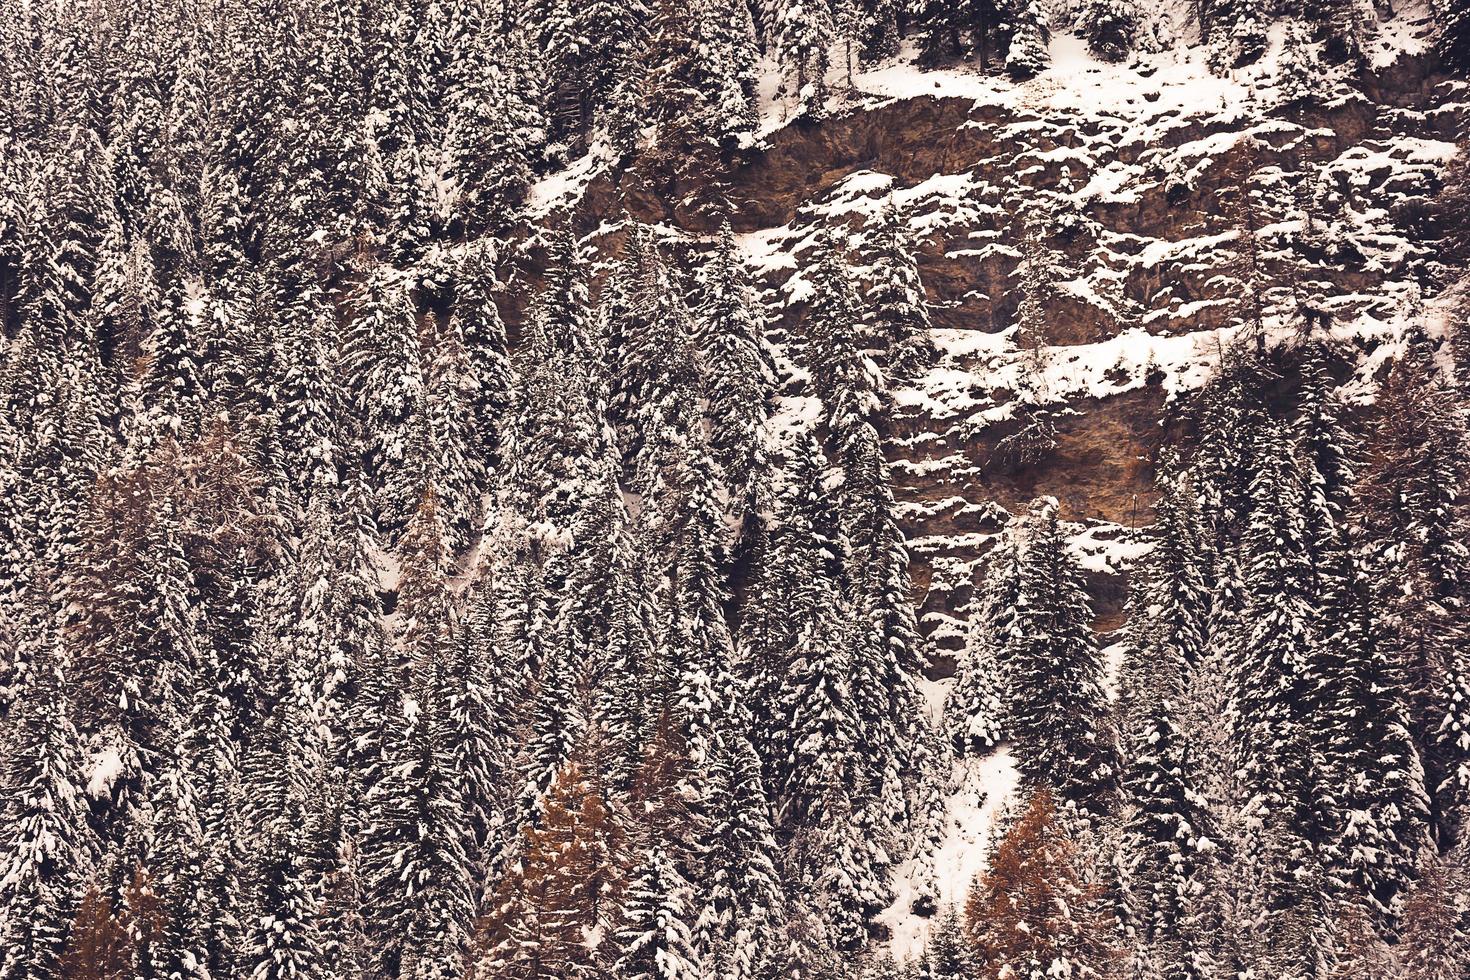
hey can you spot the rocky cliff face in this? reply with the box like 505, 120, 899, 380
521, 9, 1465, 667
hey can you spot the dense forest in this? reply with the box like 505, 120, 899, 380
2, 0, 1470, 978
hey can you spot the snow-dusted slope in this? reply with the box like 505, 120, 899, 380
525, 11, 1463, 958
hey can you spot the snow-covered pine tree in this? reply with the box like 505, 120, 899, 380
606, 224, 702, 493
771, 0, 833, 120
775, 577, 854, 829
697, 723, 787, 977
1322, 531, 1432, 925
615, 847, 703, 980
342, 273, 425, 539
1205, 0, 1269, 71
359, 662, 477, 978
1356, 344, 1470, 845
449, 240, 514, 469
1116, 613, 1219, 980
0, 634, 96, 980
138, 280, 210, 447
1118, 459, 1209, 737
945, 537, 1019, 756
1394, 844, 1470, 979
507, 224, 605, 530
855, 0, 900, 62
510, 621, 591, 842
736, 437, 835, 791
423, 308, 486, 552
803, 230, 882, 439
1008, 499, 1119, 820
840, 418, 925, 843
68, 453, 202, 851
1434, 0, 1470, 76
239, 821, 328, 980
1005, 0, 1052, 79
1079, 0, 1140, 63
644, 0, 759, 153
445, 26, 538, 235
866, 199, 937, 391
1192, 342, 1270, 552
922, 905, 975, 978
699, 220, 774, 521
1275, 19, 1319, 114
1232, 418, 1338, 973
996, 229, 1060, 467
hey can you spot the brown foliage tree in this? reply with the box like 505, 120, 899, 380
473, 744, 628, 979
964, 790, 1118, 980
59, 887, 130, 980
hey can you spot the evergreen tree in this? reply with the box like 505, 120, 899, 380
1008, 500, 1119, 820
1232, 419, 1337, 974
445, 28, 538, 234
1205, 0, 1269, 70
0, 636, 95, 980
615, 848, 703, 980
359, 666, 477, 978
771, 0, 833, 119
803, 231, 881, 439
996, 231, 1059, 466
1356, 346, 1470, 845
866, 199, 937, 391
1005, 1, 1051, 79
1079, 0, 1140, 63
1116, 650, 1219, 980
699, 221, 774, 520
946, 536, 1019, 757
1434, 0, 1470, 76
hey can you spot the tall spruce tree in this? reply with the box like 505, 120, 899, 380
1008, 500, 1119, 820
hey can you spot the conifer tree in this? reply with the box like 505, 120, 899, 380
344, 275, 426, 539
855, 0, 900, 62
1356, 346, 1470, 844
615, 848, 703, 980
1232, 420, 1338, 973
771, 0, 833, 119
445, 28, 538, 235
966, 790, 1118, 980
804, 232, 881, 439
1079, 0, 1140, 63
947, 537, 1019, 758
1117, 645, 1219, 980
997, 231, 1059, 466
1008, 500, 1119, 820
1434, 0, 1470, 76
699, 221, 774, 519
1205, 0, 1269, 70
0, 636, 95, 980
1324, 537, 1432, 923
1005, 1, 1051, 79
474, 748, 626, 978
866, 199, 937, 391
240, 821, 327, 980
69, 454, 202, 847
359, 665, 477, 978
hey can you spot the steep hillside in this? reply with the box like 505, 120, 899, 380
529, 7, 1463, 659
521, 9, 1467, 956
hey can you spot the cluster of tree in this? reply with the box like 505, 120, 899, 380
0, 0, 948, 965
933, 327, 1470, 979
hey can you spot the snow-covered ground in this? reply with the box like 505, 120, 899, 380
879, 745, 1021, 960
